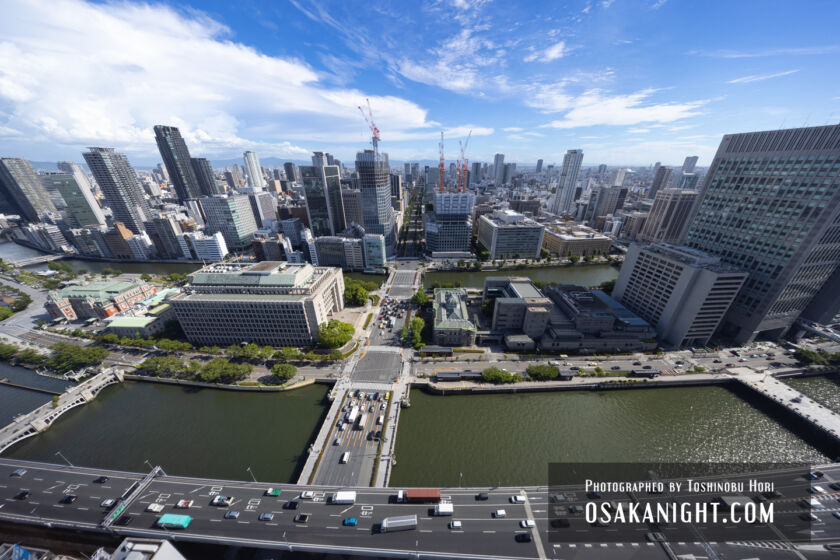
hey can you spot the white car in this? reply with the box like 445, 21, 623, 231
448, 520, 462, 529
509, 495, 526, 504
520, 519, 536, 528
176, 499, 194, 509
301, 491, 314, 499
493, 509, 507, 518
100, 499, 116, 509
146, 503, 165, 513
211, 495, 233, 506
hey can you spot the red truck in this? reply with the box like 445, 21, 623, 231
400, 489, 441, 503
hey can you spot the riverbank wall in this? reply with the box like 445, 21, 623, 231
124, 374, 335, 392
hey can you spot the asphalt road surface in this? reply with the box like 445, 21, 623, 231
4, 459, 840, 558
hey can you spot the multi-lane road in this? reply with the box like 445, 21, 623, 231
6, 459, 840, 558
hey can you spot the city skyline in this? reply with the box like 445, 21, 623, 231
0, 0, 838, 167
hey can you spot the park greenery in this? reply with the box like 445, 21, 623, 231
410, 289, 428, 306
525, 364, 559, 381
318, 320, 355, 349
481, 366, 521, 384
794, 348, 840, 366
137, 355, 252, 383
404, 317, 425, 349
344, 277, 379, 306
0, 341, 107, 372
269, 363, 297, 384
98, 333, 193, 352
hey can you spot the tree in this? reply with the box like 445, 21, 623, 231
198, 345, 221, 355
46, 342, 108, 373
140, 273, 153, 282
258, 345, 274, 361
409, 317, 425, 349
344, 282, 369, 306
318, 320, 355, 349
598, 279, 616, 295
540, 247, 550, 260
329, 349, 343, 361
0, 307, 12, 321
481, 367, 519, 384
224, 344, 243, 359
526, 364, 559, 381
275, 347, 304, 362
569, 255, 580, 264
0, 343, 20, 360
270, 363, 297, 383
472, 260, 482, 271
411, 290, 428, 306
99, 333, 120, 344
137, 355, 185, 377
16, 348, 47, 365
196, 358, 251, 383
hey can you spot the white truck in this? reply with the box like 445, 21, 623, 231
380, 514, 418, 532
346, 406, 359, 424
331, 491, 357, 504
434, 502, 454, 516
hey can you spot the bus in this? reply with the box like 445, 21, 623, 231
156, 513, 192, 529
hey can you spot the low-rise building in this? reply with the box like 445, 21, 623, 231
45, 280, 158, 321
482, 277, 552, 348
432, 288, 476, 346
106, 303, 175, 338
171, 261, 344, 346
541, 223, 612, 257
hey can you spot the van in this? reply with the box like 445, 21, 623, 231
340, 452, 350, 464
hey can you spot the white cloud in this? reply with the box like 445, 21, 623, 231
602, 0, 616, 7
651, 0, 669, 8
727, 69, 799, 84
690, 46, 840, 58
503, 127, 524, 132
0, 0, 479, 160
524, 41, 567, 62
537, 89, 708, 129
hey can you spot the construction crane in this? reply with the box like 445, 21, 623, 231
458, 130, 472, 192
357, 98, 381, 160
439, 131, 445, 192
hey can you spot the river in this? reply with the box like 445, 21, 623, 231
784, 374, 840, 413
389, 386, 830, 488
0, 363, 72, 425
2, 381, 329, 482
423, 264, 619, 290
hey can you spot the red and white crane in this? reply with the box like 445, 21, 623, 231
458, 129, 472, 192
357, 98, 381, 159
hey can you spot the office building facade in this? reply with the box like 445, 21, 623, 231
199, 195, 258, 251
0, 158, 57, 222
154, 125, 201, 202
477, 210, 545, 260
57, 161, 106, 226
83, 147, 151, 234
356, 150, 396, 256
638, 189, 698, 244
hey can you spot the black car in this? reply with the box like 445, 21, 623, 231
476, 492, 489, 501
713, 359, 722, 363
60, 494, 77, 504
14, 490, 29, 500
283, 500, 299, 510
515, 533, 532, 543
632, 361, 641, 366
294, 513, 311, 523
93, 476, 109, 484
114, 515, 133, 526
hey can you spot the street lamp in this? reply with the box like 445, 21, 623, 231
144, 459, 154, 471
247, 466, 257, 483
459, 472, 463, 488
55, 451, 73, 467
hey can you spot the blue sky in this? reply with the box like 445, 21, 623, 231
0, 0, 838, 167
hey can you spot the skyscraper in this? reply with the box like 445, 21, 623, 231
356, 150, 396, 256
154, 125, 201, 202
243, 151, 264, 189
199, 194, 258, 251
471, 162, 481, 184
284, 162, 298, 184
681, 155, 699, 175
683, 124, 840, 343
550, 149, 584, 216
83, 147, 151, 234
638, 189, 698, 244
300, 164, 345, 236
190, 157, 222, 196
493, 153, 505, 186
536, 159, 543, 174
648, 165, 672, 200
0, 158, 57, 222
42, 172, 103, 228
425, 192, 475, 255
57, 161, 106, 227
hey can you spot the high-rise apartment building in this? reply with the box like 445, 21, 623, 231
283, 162, 298, 184
301, 164, 345, 237
57, 161, 106, 226
40, 172, 99, 228
536, 159, 543, 174
243, 151, 264, 189
683, 124, 840, 343
550, 149, 583, 216
356, 150, 396, 256
83, 147, 151, 234
613, 243, 747, 347
648, 165, 672, 200
153, 125, 201, 202
0, 158, 57, 222
199, 194, 258, 251
471, 162, 481, 184
638, 189, 698, 244
493, 153, 505, 186
674, 173, 699, 190
681, 155, 699, 175
190, 157, 222, 196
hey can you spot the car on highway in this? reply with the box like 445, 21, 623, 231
93, 476, 109, 484
176, 499, 194, 508
515, 533, 532, 543
146, 503, 165, 513
100, 498, 116, 509
265, 488, 282, 497
493, 509, 507, 518
834, 512, 840, 520
830, 483, 840, 491
509, 495, 525, 504
224, 511, 240, 519
294, 513, 311, 523
808, 471, 825, 480
10, 469, 26, 477
642, 365, 652, 369
283, 500, 299, 510
259, 512, 274, 521
301, 490, 314, 499
476, 492, 489, 501
114, 515, 133, 526
343, 517, 357, 526
60, 494, 77, 504
520, 519, 536, 528
448, 520, 462, 529
611, 366, 621, 370
14, 490, 29, 500
333, 438, 341, 445
211, 496, 234, 507
809, 485, 826, 494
